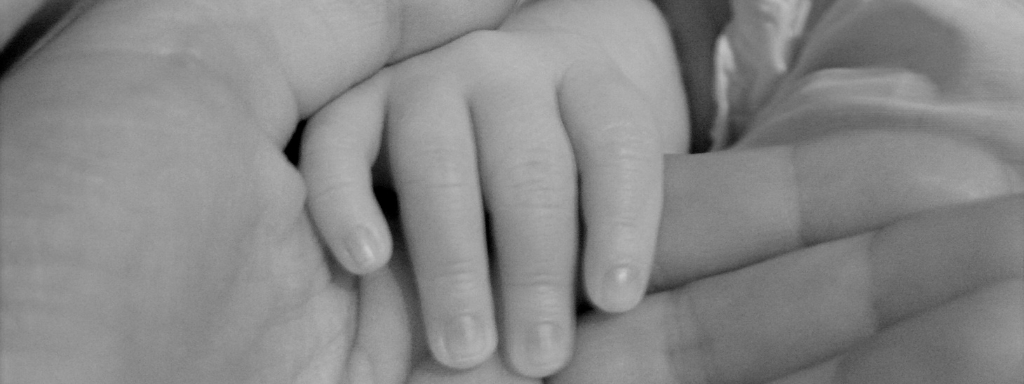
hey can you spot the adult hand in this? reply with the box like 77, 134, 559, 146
0, 0, 524, 383
554, 158, 1023, 383
553, 0, 1024, 382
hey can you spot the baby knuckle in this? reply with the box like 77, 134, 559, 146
423, 261, 488, 295
504, 273, 573, 298
517, 287, 570, 316
592, 123, 660, 163
608, 218, 646, 235
401, 146, 477, 191
666, 291, 719, 384
500, 150, 575, 210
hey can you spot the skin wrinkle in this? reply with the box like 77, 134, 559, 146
395, 0, 409, 59
861, 195, 1024, 326
782, 142, 811, 251
864, 226, 904, 333
38, 9, 297, 143
788, 130, 1023, 248
488, 149, 576, 212
3, 0, 529, 381
504, 0, 686, 153
280, 288, 356, 383
256, 212, 331, 322
8, 38, 299, 384
827, 278, 1024, 384
856, 230, 886, 352
388, 83, 478, 194
272, 230, 358, 381
554, 56, 664, 313
823, 235, 882, 378
661, 233, 885, 384
581, 121, 659, 232
471, 72, 576, 212
998, 155, 1024, 196
418, 260, 487, 299
780, 241, 869, 384
502, 271, 574, 294
397, 146, 480, 203
9, 52, 253, 149
1012, 198, 1024, 262
667, 289, 715, 384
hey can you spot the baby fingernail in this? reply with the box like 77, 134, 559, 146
442, 314, 487, 365
346, 226, 377, 271
601, 265, 641, 312
526, 322, 563, 367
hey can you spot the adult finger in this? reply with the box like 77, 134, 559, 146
467, 46, 578, 376
770, 279, 1023, 384
553, 194, 1024, 384
301, 75, 394, 274
652, 130, 1023, 290
559, 60, 664, 313
651, 0, 1024, 290
388, 80, 497, 369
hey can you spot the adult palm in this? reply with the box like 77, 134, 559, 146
2, 0, 680, 382
0, 0, 527, 383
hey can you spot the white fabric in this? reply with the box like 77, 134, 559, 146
711, 0, 1024, 152
713, 0, 813, 148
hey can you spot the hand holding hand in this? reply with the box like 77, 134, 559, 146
301, 0, 686, 375
553, 0, 1024, 382
0, 0, 523, 382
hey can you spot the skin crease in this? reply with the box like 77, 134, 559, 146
554, 0, 1024, 382
299, 0, 688, 375
0, 0, 521, 382
2, 0, 680, 382
3, 1, 1022, 384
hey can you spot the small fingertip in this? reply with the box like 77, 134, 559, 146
594, 265, 644, 313
343, 225, 386, 274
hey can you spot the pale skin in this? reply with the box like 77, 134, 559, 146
2, 1, 1022, 384
555, 0, 1024, 382
300, 0, 686, 375
1, 0, 525, 382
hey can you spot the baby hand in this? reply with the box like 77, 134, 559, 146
301, 0, 684, 376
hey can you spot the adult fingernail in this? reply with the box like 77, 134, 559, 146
601, 265, 641, 312
442, 314, 487, 365
525, 322, 563, 367
346, 226, 377, 271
